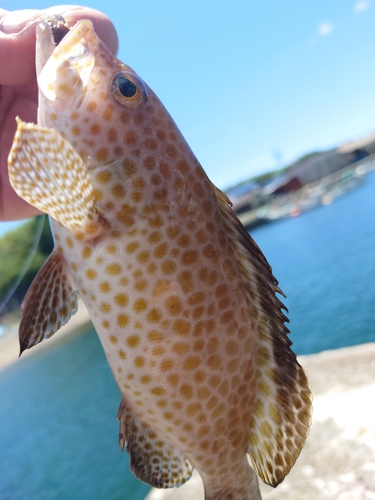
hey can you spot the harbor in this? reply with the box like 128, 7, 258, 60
229, 143, 375, 231
237, 158, 375, 230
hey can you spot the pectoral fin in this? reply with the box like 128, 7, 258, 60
19, 250, 78, 355
117, 398, 193, 488
8, 118, 103, 241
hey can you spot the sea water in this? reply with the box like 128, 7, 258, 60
0, 171, 374, 500
252, 170, 375, 355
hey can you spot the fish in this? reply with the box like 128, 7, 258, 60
7, 17, 312, 500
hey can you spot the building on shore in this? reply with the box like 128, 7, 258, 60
228, 131, 375, 229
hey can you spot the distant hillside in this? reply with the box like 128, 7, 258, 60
0, 216, 53, 315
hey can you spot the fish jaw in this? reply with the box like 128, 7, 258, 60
36, 19, 96, 117
35, 20, 55, 77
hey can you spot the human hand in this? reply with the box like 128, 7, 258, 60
0, 5, 118, 221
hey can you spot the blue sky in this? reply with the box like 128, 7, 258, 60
1, 0, 375, 236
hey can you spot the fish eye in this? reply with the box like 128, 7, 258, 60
110, 72, 148, 109
118, 77, 136, 98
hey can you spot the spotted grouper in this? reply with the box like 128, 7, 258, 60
8, 17, 312, 500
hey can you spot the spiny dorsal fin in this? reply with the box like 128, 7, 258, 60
8, 118, 102, 241
117, 398, 193, 488
19, 250, 78, 355
214, 186, 312, 487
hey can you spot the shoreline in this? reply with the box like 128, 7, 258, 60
0, 298, 92, 372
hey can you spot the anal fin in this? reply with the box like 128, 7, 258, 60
117, 398, 193, 488
19, 250, 78, 354
8, 118, 103, 241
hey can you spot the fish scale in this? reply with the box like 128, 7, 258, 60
7, 18, 312, 500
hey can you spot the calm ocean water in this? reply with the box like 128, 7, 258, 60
0, 171, 374, 500
252, 170, 375, 355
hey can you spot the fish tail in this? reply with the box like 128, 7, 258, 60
203, 457, 262, 500
204, 481, 262, 500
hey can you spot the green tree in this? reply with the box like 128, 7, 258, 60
0, 216, 53, 313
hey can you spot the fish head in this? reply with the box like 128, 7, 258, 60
36, 18, 159, 171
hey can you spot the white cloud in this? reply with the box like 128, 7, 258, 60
307, 20, 334, 47
354, 0, 372, 13
317, 21, 334, 36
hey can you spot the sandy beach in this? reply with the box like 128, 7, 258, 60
1, 308, 374, 499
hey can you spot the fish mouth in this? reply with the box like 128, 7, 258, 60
36, 18, 98, 104
47, 15, 70, 46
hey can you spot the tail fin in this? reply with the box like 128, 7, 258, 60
203, 457, 262, 500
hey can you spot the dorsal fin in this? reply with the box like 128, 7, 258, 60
19, 250, 78, 354
117, 398, 193, 488
214, 186, 312, 486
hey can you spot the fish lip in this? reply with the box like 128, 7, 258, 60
35, 20, 56, 76
36, 19, 99, 105
34, 14, 72, 75
36, 18, 97, 75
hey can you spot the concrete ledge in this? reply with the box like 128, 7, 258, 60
146, 343, 375, 500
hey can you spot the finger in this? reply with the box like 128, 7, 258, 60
45, 6, 119, 55
0, 6, 118, 85
0, 9, 41, 85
